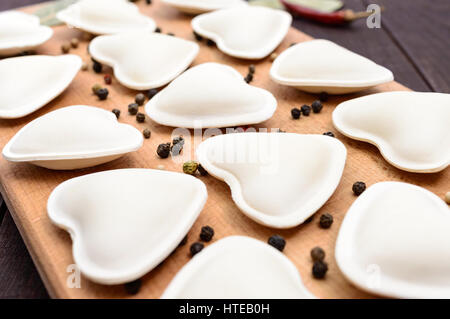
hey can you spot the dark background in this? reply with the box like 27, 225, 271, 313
0, 0, 449, 298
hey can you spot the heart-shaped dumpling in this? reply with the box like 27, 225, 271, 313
3, 105, 143, 170
145, 63, 277, 128
162, 0, 246, 14
270, 39, 394, 94
192, 6, 292, 59
89, 32, 199, 90
56, 0, 156, 35
48, 169, 207, 284
162, 236, 315, 298
196, 133, 347, 228
0, 55, 81, 119
332, 91, 450, 173
0, 11, 53, 56
335, 182, 450, 299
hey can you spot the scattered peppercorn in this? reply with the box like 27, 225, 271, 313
310, 247, 325, 262
446, 192, 450, 205
70, 38, 79, 48
173, 136, 185, 146
146, 0, 152, 4
269, 52, 278, 62
319, 91, 329, 102
104, 74, 112, 85
301, 104, 311, 116
197, 164, 208, 176
183, 161, 199, 175
200, 226, 214, 242
61, 43, 70, 54
352, 181, 366, 196
112, 109, 120, 119
312, 261, 328, 279
178, 234, 188, 247
155, 27, 161, 33
319, 213, 333, 229
311, 100, 323, 113
92, 59, 102, 73
96, 88, 109, 100
136, 112, 145, 123
244, 73, 253, 83
291, 108, 301, 119
147, 88, 158, 99
157, 143, 171, 158
323, 131, 335, 137
91, 83, 102, 94
206, 39, 215, 46
268, 235, 286, 252
304, 215, 314, 224
143, 128, 151, 139
128, 103, 139, 115
124, 279, 141, 295
193, 31, 203, 41
190, 242, 204, 256
81, 62, 88, 71
135, 93, 146, 106
249, 64, 255, 74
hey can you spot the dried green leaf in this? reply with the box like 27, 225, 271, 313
33, 0, 78, 26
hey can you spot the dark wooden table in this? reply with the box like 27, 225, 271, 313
0, 0, 449, 298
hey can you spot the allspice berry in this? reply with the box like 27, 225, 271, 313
310, 247, 325, 262
319, 213, 333, 229
312, 261, 328, 279
352, 181, 366, 196
143, 129, 151, 139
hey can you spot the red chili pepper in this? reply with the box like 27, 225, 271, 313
281, 0, 379, 25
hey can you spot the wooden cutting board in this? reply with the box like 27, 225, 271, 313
1, 0, 448, 299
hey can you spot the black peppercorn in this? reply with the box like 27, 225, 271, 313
323, 131, 335, 137
206, 39, 215, 46
147, 88, 158, 99
128, 103, 139, 115
96, 88, 108, 100
200, 226, 214, 242
319, 91, 329, 102
244, 73, 253, 83
190, 242, 204, 256
155, 27, 161, 33
135, 93, 145, 106
268, 235, 286, 252
157, 143, 171, 158
301, 104, 311, 116
146, 0, 152, 4
143, 128, 151, 139
310, 246, 325, 262
197, 164, 208, 176
193, 31, 203, 41
167, 32, 175, 37
311, 100, 323, 113
173, 136, 185, 146
136, 112, 145, 123
352, 181, 366, 196
304, 215, 314, 224
178, 234, 188, 247
92, 58, 102, 73
312, 261, 328, 279
112, 109, 120, 119
249, 64, 255, 74
319, 213, 333, 229
291, 108, 301, 119
124, 279, 141, 295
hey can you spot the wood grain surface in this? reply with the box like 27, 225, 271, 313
0, 0, 449, 299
